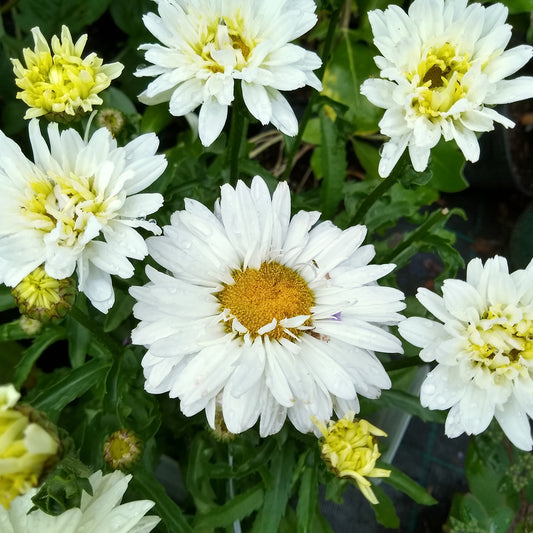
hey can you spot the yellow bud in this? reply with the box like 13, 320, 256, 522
0, 384, 60, 508
11, 266, 76, 323
313, 412, 390, 505
96, 108, 126, 136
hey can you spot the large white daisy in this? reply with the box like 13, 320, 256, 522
360, 0, 533, 177
130, 176, 405, 437
0, 120, 167, 313
399, 256, 533, 451
0, 470, 159, 533
135, 0, 322, 146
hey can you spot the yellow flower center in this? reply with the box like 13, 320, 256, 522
408, 43, 471, 118
217, 262, 314, 341
468, 304, 533, 379
195, 12, 258, 73
22, 173, 118, 248
103, 429, 142, 471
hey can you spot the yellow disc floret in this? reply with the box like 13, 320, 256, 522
0, 384, 59, 509
217, 261, 314, 341
467, 304, 533, 380
11, 25, 123, 121
408, 43, 471, 118
314, 412, 390, 505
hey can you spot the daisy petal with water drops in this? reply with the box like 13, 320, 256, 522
0, 120, 166, 313
135, 0, 322, 146
130, 176, 405, 437
399, 256, 533, 451
360, 0, 533, 177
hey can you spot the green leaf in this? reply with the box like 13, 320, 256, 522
253, 440, 297, 533
194, 485, 264, 530
428, 139, 468, 192
0, 285, 16, 312
103, 292, 135, 333
66, 314, 91, 368
318, 110, 347, 219
140, 103, 173, 134
370, 485, 400, 529
14, 0, 111, 36
380, 463, 437, 506
322, 29, 382, 132
0, 319, 40, 342
13, 327, 66, 388
510, 202, 533, 269
379, 389, 447, 424
132, 467, 193, 533
296, 452, 319, 533
185, 435, 218, 514
30, 358, 112, 421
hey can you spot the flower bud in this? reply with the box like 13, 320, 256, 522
103, 429, 143, 471
11, 266, 76, 323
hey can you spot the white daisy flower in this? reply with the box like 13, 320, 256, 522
360, 0, 533, 177
0, 120, 167, 313
0, 470, 160, 533
399, 256, 533, 451
130, 176, 405, 437
135, 0, 322, 146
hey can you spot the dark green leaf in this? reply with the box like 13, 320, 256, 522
380, 462, 437, 505
0, 285, 16, 311
103, 292, 135, 333
318, 110, 347, 219
370, 485, 400, 529
194, 485, 264, 530
379, 389, 447, 424
428, 139, 468, 192
13, 327, 66, 388
133, 467, 193, 533
0, 319, 40, 342
30, 358, 112, 421
296, 452, 319, 533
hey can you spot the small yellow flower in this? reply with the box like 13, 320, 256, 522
103, 429, 143, 471
314, 412, 390, 504
12, 25, 123, 121
11, 266, 76, 323
0, 384, 59, 508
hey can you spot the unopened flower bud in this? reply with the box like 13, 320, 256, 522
11, 266, 76, 323
97, 108, 126, 136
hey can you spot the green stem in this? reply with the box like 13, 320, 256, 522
351, 169, 399, 225
282, 5, 341, 181
68, 302, 122, 359
227, 84, 248, 185
381, 208, 449, 264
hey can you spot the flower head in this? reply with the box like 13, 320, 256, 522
0, 384, 59, 509
11, 266, 76, 322
12, 26, 123, 122
314, 412, 390, 504
130, 176, 404, 437
0, 120, 166, 313
360, 0, 533, 177
136, 0, 322, 146
399, 256, 533, 451
103, 429, 143, 471
0, 470, 160, 532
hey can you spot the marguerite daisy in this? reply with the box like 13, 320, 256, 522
130, 176, 405, 436
135, 0, 322, 146
0, 120, 167, 313
360, 0, 533, 177
399, 256, 533, 451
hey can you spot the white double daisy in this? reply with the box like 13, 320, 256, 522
0, 120, 166, 312
136, 0, 322, 146
400, 256, 533, 451
360, 0, 533, 177
130, 177, 405, 436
